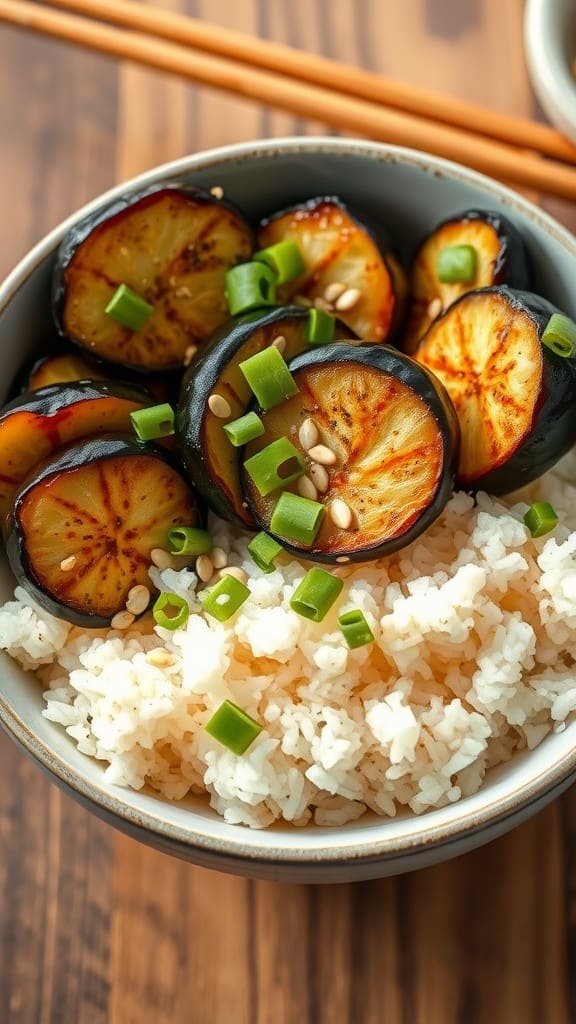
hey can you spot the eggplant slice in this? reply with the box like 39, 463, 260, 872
416, 287, 576, 493
54, 186, 253, 372
241, 343, 459, 563
6, 436, 200, 627
257, 197, 406, 343
403, 210, 530, 354
25, 352, 108, 391
177, 306, 350, 527
0, 381, 151, 527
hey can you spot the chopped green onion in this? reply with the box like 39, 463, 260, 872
437, 245, 477, 284
152, 591, 189, 630
239, 345, 299, 410
523, 501, 559, 537
270, 491, 325, 546
542, 313, 576, 358
223, 411, 265, 447
167, 526, 213, 556
290, 567, 343, 622
200, 574, 250, 622
247, 531, 283, 573
338, 609, 374, 649
225, 261, 277, 315
130, 403, 175, 440
205, 699, 262, 754
254, 239, 305, 285
105, 283, 154, 330
244, 437, 305, 497
307, 307, 336, 345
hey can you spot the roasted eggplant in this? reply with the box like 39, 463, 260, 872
177, 305, 350, 527
6, 435, 200, 627
402, 210, 530, 353
26, 352, 108, 390
257, 197, 407, 343
0, 381, 151, 526
54, 185, 254, 373
241, 343, 459, 563
415, 287, 576, 493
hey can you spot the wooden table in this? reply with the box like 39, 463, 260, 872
1, 2, 575, 1021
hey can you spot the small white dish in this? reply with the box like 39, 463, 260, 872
524, 0, 576, 144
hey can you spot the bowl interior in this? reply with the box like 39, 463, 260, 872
2, 139, 576, 863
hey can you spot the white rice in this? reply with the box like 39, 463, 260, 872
3, 451, 576, 829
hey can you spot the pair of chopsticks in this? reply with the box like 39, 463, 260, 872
2, 0, 576, 201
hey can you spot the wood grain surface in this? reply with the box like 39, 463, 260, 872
1, 2, 575, 1021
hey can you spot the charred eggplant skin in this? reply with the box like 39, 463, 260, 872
241, 342, 460, 564
417, 286, 576, 494
6, 435, 201, 629
177, 305, 351, 528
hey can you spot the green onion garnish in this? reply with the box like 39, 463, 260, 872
247, 531, 283, 573
152, 591, 189, 630
270, 491, 325, 546
307, 307, 336, 345
523, 501, 559, 537
338, 609, 374, 649
542, 313, 576, 358
205, 699, 262, 755
105, 283, 154, 330
225, 261, 277, 315
243, 437, 305, 497
167, 526, 213, 557
437, 245, 477, 284
290, 567, 343, 622
254, 239, 305, 285
223, 411, 265, 447
200, 574, 250, 622
130, 403, 175, 441
239, 345, 299, 410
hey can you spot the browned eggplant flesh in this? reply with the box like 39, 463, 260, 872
6, 436, 200, 627
241, 343, 459, 562
54, 186, 254, 372
25, 352, 109, 391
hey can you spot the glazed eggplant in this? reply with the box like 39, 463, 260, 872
6, 435, 200, 627
26, 352, 108, 390
241, 343, 459, 563
403, 210, 530, 354
54, 185, 254, 373
257, 197, 407, 343
415, 287, 576, 493
0, 381, 151, 525
177, 305, 350, 527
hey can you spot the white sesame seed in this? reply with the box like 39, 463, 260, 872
271, 334, 286, 354
126, 584, 150, 616
329, 498, 353, 530
184, 344, 198, 365
111, 610, 135, 631
210, 185, 224, 199
150, 548, 175, 570
208, 393, 232, 418
309, 462, 330, 493
313, 296, 333, 312
308, 444, 337, 466
427, 296, 443, 320
196, 554, 214, 582
336, 555, 351, 564
146, 648, 175, 668
59, 555, 77, 572
335, 287, 361, 312
211, 546, 228, 569
298, 417, 319, 450
218, 566, 248, 584
297, 475, 318, 501
323, 281, 347, 303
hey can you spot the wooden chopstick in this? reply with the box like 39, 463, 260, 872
2, 0, 576, 202
44, 0, 576, 166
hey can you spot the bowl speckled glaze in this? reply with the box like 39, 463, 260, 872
2, 137, 576, 884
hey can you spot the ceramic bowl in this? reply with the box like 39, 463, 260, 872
2, 137, 576, 884
524, 0, 576, 143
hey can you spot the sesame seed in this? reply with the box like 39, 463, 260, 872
218, 566, 248, 584
150, 548, 175, 570
196, 554, 214, 582
335, 287, 361, 312
336, 555, 351, 564
329, 498, 353, 530
427, 296, 443, 320
323, 281, 347, 303
313, 296, 333, 312
146, 648, 175, 668
126, 584, 150, 616
309, 462, 330, 493
298, 417, 319, 450
60, 555, 77, 572
184, 344, 198, 366
211, 546, 228, 569
208, 393, 232, 418
210, 185, 224, 199
308, 444, 337, 466
297, 475, 318, 501
111, 610, 135, 631
271, 334, 286, 354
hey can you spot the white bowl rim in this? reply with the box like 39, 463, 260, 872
2, 134, 576, 866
